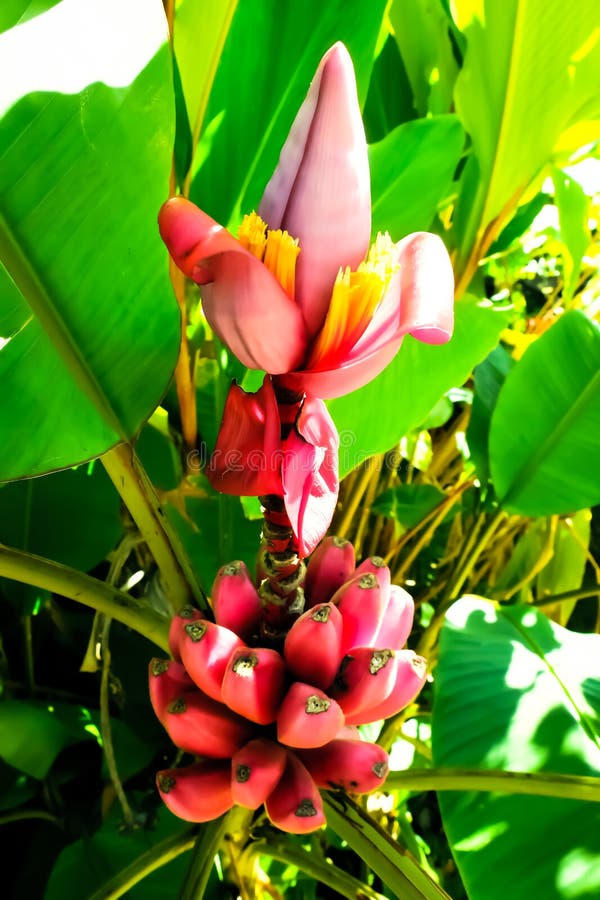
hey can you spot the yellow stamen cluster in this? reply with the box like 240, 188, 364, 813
308, 232, 398, 369
238, 212, 300, 300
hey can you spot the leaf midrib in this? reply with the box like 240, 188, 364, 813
505, 611, 600, 757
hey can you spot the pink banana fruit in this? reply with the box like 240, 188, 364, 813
148, 658, 194, 726
211, 560, 262, 640
277, 682, 344, 748
221, 647, 286, 725
333, 573, 386, 653
265, 752, 326, 834
156, 762, 233, 822
164, 690, 254, 757
374, 584, 414, 649
354, 555, 391, 595
168, 606, 203, 661
231, 738, 287, 808
299, 738, 389, 793
304, 536, 355, 607
179, 619, 244, 702
283, 602, 343, 689
331, 647, 398, 719
345, 650, 428, 724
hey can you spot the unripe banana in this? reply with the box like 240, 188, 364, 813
264, 752, 326, 834
283, 602, 343, 689
331, 647, 398, 719
231, 738, 287, 808
299, 738, 389, 793
168, 606, 203, 661
221, 647, 286, 725
156, 762, 233, 822
345, 651, 427, 724
179, 619, 244, 702
304, 536, 355, 607
375, 584, 414, 650
333, 573, 386, 653
277, 682, 344, 748
148, 658, 193, 726
211, 560, 262, 640
164, 690, 254, 757
355, 556, 391, 595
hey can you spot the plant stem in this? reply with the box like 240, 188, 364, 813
419, 509, 505, 659
99, 618, 135, 828
335, 457, 383, 540
247, 834, 388, 900
0, 544, 170, 652
180, 813, 232, 900
0, 810, 61, 827
88, 827, 196, 900
386, 768, 600, 802
323, 792, 450, 900
353, 455, 384, 557
102, 443, 207, 615
533, 585, 600, 607
392, 482, 471, 583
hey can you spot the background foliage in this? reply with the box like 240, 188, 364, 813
0, 0, 599, 897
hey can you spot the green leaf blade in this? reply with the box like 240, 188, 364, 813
432, 597, 600, 900
489, 311, 600, 515
330, 297, 510, 477
0, 0, 179, 480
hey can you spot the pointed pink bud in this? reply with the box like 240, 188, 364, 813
283, 603, 343, 690
299, 739, 389, 793
333, 573, 386, 653
178, 619, 244, 702
207, 377, 283, 498
221, 647, 286, 725
156, 761, 233, 822
211, 560, 262, 641
304, 536, 356, 607
259, 43, 370, 338
264, 752, 326, 834
277, 682, 344, 748
164, 691, 254, 758
330, 648, 398, 718
168, 606, 203, 661
355, 556, 390, 596
148, 659, 194, 726
281, 396, 339, 557
345, 651, 428, 725
375, 584, 415, 650
158, 198, 307, 373
231, 739, 287, 809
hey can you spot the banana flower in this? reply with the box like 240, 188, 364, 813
159, 42, 454, 400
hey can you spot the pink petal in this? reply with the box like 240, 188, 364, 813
207, 377, 283, 496
281, 231, 454, 399
259, 43, 371, 339
363, 232, 455, 349
281, 396, 339, 557
158, 198, 307, 373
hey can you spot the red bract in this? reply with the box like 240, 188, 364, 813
150, 540, 427, 834
207, 375, 339, 557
